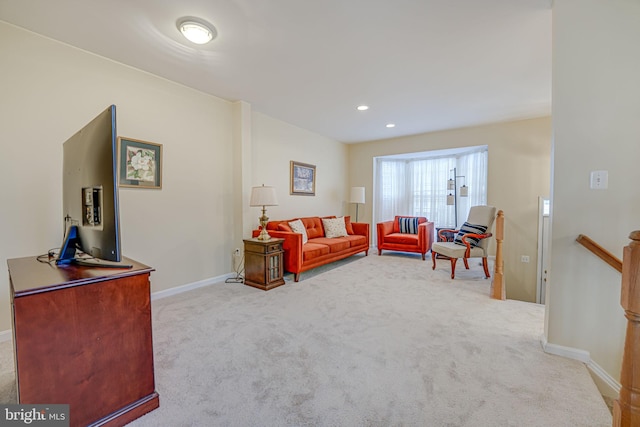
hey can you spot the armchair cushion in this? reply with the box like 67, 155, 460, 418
454, 222, 488, 248
399, 217, 420, 234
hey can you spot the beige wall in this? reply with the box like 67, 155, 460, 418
548, 0, 640, 390
0, 22, 237, 332
249, 112, 349, 225
0, 22, 349, 333
348, 117, 551, 302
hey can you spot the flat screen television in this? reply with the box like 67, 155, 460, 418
56, 105, 130, 268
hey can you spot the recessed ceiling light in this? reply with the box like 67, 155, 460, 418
386, 123, 396, 128
177, 17, 217, 45
356, 105, 369, 111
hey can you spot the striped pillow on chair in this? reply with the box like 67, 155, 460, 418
453, 222, 488, 247
399, 217, 419, 234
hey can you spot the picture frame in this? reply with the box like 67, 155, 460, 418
290, 161, 316, 196
117, 137, 163, 189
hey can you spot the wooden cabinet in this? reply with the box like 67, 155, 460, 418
8, 256, 159, 427
243, 238, 285, 290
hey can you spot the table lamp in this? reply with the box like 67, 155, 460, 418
250, 185, 279, 240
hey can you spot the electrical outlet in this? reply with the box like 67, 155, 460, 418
521, 255, 530, 263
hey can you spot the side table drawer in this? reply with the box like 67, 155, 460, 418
245, 240, 282, 254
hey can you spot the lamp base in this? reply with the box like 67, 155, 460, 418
256, 227, 271, 241
257, 208, 271, 240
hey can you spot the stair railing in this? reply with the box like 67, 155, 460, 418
576, 234, 622, 273
490, 210, 505, 300
577, 232, 640, 426
613, 231, 640, 426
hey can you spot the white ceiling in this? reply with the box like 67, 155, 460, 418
0, 0, 552, 143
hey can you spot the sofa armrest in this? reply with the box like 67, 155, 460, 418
376, 221, 394, 245
250, 229, 303, 273
418, 221, 435, 252
351, 222, 370, 246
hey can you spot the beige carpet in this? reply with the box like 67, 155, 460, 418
0, 253, 612, 426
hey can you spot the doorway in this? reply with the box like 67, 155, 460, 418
536, 197, 550, 304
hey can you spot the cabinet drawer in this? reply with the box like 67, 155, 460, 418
244, 238, 284, 254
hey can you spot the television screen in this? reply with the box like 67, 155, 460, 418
56, 105, 125, 266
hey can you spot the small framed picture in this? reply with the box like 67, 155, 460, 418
290, 161, 316, 196
118, 137, 162, 189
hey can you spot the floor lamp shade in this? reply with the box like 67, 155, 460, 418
350, 187, 365, 222
350, 187, 365, 204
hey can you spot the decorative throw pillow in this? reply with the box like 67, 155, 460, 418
454, 222, 488, 247
288, 219, 308, 244
399, 217, 419, 234
322, 217, 348, 238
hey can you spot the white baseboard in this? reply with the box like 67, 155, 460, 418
151, 272, 237, 301
587, 359, 621, 398
0, 272, 238, 343
541, 335, 621, 398
541, 337, 591, 363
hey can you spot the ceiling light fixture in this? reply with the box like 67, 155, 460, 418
386, 123, 396, 128
356, 105, 369, 111
177, 17, 217, 45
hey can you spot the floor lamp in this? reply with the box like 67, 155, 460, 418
350, 187, 365, 222
446, 168, 468, 228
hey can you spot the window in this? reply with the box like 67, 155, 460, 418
374, 146, 487, 229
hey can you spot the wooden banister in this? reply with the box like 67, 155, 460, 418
614, 231, 640, 426
576, 234, 622, 273
491, 210, 505, 300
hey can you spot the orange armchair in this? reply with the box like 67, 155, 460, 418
377, 216, 435, 260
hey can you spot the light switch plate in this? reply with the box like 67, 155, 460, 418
590, 170, 608, 190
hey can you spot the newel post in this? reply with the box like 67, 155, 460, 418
614, 231, 640, 426
491, 210, 505, 300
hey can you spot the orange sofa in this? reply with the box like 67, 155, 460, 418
252, 216, 369, 281
377, 216, 435, 260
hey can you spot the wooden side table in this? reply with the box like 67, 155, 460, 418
243, 238, 285, 291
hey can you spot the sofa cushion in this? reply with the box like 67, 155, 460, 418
384, 233, 419, 245
277, 223, 293, 232
399, 217, 419, 234
454, 222, 488, 247
344, 216, 355, 235
342, 234, 366, 247
322, 217, 348, 238
310, 237, 350, 253
288, 219, 309, 244
302, 242, 330, 261
301, 217, 325, 239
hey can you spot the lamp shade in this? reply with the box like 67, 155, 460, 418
459, 185, 468, 197
350, 187, 365, 204
446, 193, 455, 205
250, 185, 278, 206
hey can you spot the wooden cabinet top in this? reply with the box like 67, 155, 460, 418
7, 256, 153, 297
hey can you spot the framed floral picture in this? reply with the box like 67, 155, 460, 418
290, 161, 316, 196
118, 137, 162, 189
